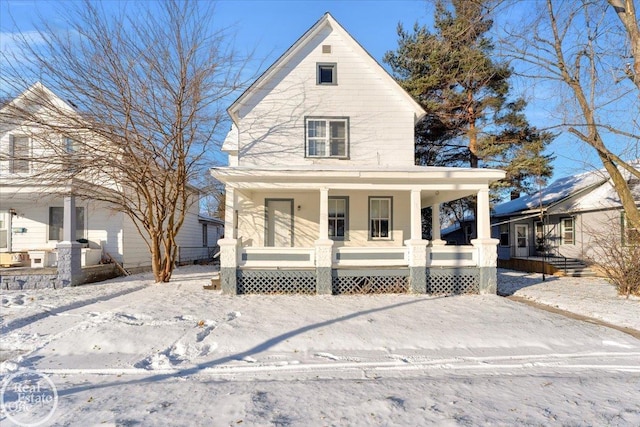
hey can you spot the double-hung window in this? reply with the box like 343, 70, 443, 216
560, 217, 574, 245
369, 197, 392, 240
9, 135, 30, 174
49, 207, 85, 241
306, 117, 348, 158
499, 223, 509, 247
328, 197, 348, 240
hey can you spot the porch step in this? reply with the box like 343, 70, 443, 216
544, 257, 597, 278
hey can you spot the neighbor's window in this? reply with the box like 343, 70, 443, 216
9, 135, 30, 174
317, 63, 337, 85
499, 223, 509, 246
328, 197, 348, 240
622, 212, 640, 246
306, 118, 348, 158
202, 223, 208, 247
49, 207, 85, 241
65, 137, 80, 154
560, 217, 574, 245
369, 197, 392, 239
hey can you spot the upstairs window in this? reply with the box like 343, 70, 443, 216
317, 63, 337, 85
9, 135, 30, 174
65, 137, 80, 154
306, 117, 348, 158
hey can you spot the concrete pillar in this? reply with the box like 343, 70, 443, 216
56, 195, 81, 287
406, 189, 428, 293
219, 186, 238, 294
472, 187, 499, 294
218, 238, 238, 295
315, 188, 333, 294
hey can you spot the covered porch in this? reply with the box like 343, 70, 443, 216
212, 166, 505, 295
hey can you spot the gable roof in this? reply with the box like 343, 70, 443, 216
0, 81, 77, 117
227, 12, 425, 124
493, 161, 640, 217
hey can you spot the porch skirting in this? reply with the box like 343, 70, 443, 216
222, 267, 489, 296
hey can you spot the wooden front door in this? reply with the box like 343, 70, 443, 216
265, 199, 293, 247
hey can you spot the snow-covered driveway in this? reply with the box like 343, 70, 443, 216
1, 266, 639, 426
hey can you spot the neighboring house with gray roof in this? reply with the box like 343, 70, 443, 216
491, 162, 640, 263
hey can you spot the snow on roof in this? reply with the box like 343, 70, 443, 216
494, 161, 640, 216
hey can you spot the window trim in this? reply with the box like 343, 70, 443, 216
328, 196, 349, 241
9, 134, 31, 174
560, 217, 575, 245
499, 223, 509, 247
202, 223, 208, 247
304, 116, 350, 159
316, 62, 337, 85
368, 196, 393, 241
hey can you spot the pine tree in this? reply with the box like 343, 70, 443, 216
384, 0, 554, 204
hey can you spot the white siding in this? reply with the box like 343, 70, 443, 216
236, 26, 416, 168
235, 189, 411, 248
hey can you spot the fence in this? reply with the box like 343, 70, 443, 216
176, 246, 219, 265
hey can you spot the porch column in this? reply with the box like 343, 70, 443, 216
56, 195, 81, 287
219, 186, 238, 295
406, 189, 428, 293
471, 187, 499, 294
315, 187, 333, 294
430, 203, 446, 246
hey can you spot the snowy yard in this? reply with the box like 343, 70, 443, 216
1, 266, 639, 426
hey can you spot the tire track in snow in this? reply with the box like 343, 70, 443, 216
34, 350, 640, 379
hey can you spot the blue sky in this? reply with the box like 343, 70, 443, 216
0, 0, 606, 181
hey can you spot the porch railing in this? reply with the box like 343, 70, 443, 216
334, 247, 408, 266
238, 245, 481, 268
427, 245, 477, 267
240, 247, 315, 268
177, 245, 219, 265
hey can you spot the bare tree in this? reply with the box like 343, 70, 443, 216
0, 0, 246, 282
501, 0, 640, 229
584, 215, 640, 298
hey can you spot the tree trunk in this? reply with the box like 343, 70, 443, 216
608, 0, 640, 89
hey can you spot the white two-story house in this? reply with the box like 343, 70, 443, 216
212, 13, 505, 295
0, 83, 221, 282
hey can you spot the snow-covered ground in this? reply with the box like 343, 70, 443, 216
1, 266, 639, 426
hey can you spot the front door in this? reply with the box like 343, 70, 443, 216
265, 199, 293, 247
515, 224, 529, 257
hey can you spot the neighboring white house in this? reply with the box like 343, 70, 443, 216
491, 162, 640, 262
211, 13, 505, 295
0, 83, 221, 276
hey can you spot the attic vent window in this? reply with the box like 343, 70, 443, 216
317, 63, 337, 85
322, 45, 332, 54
